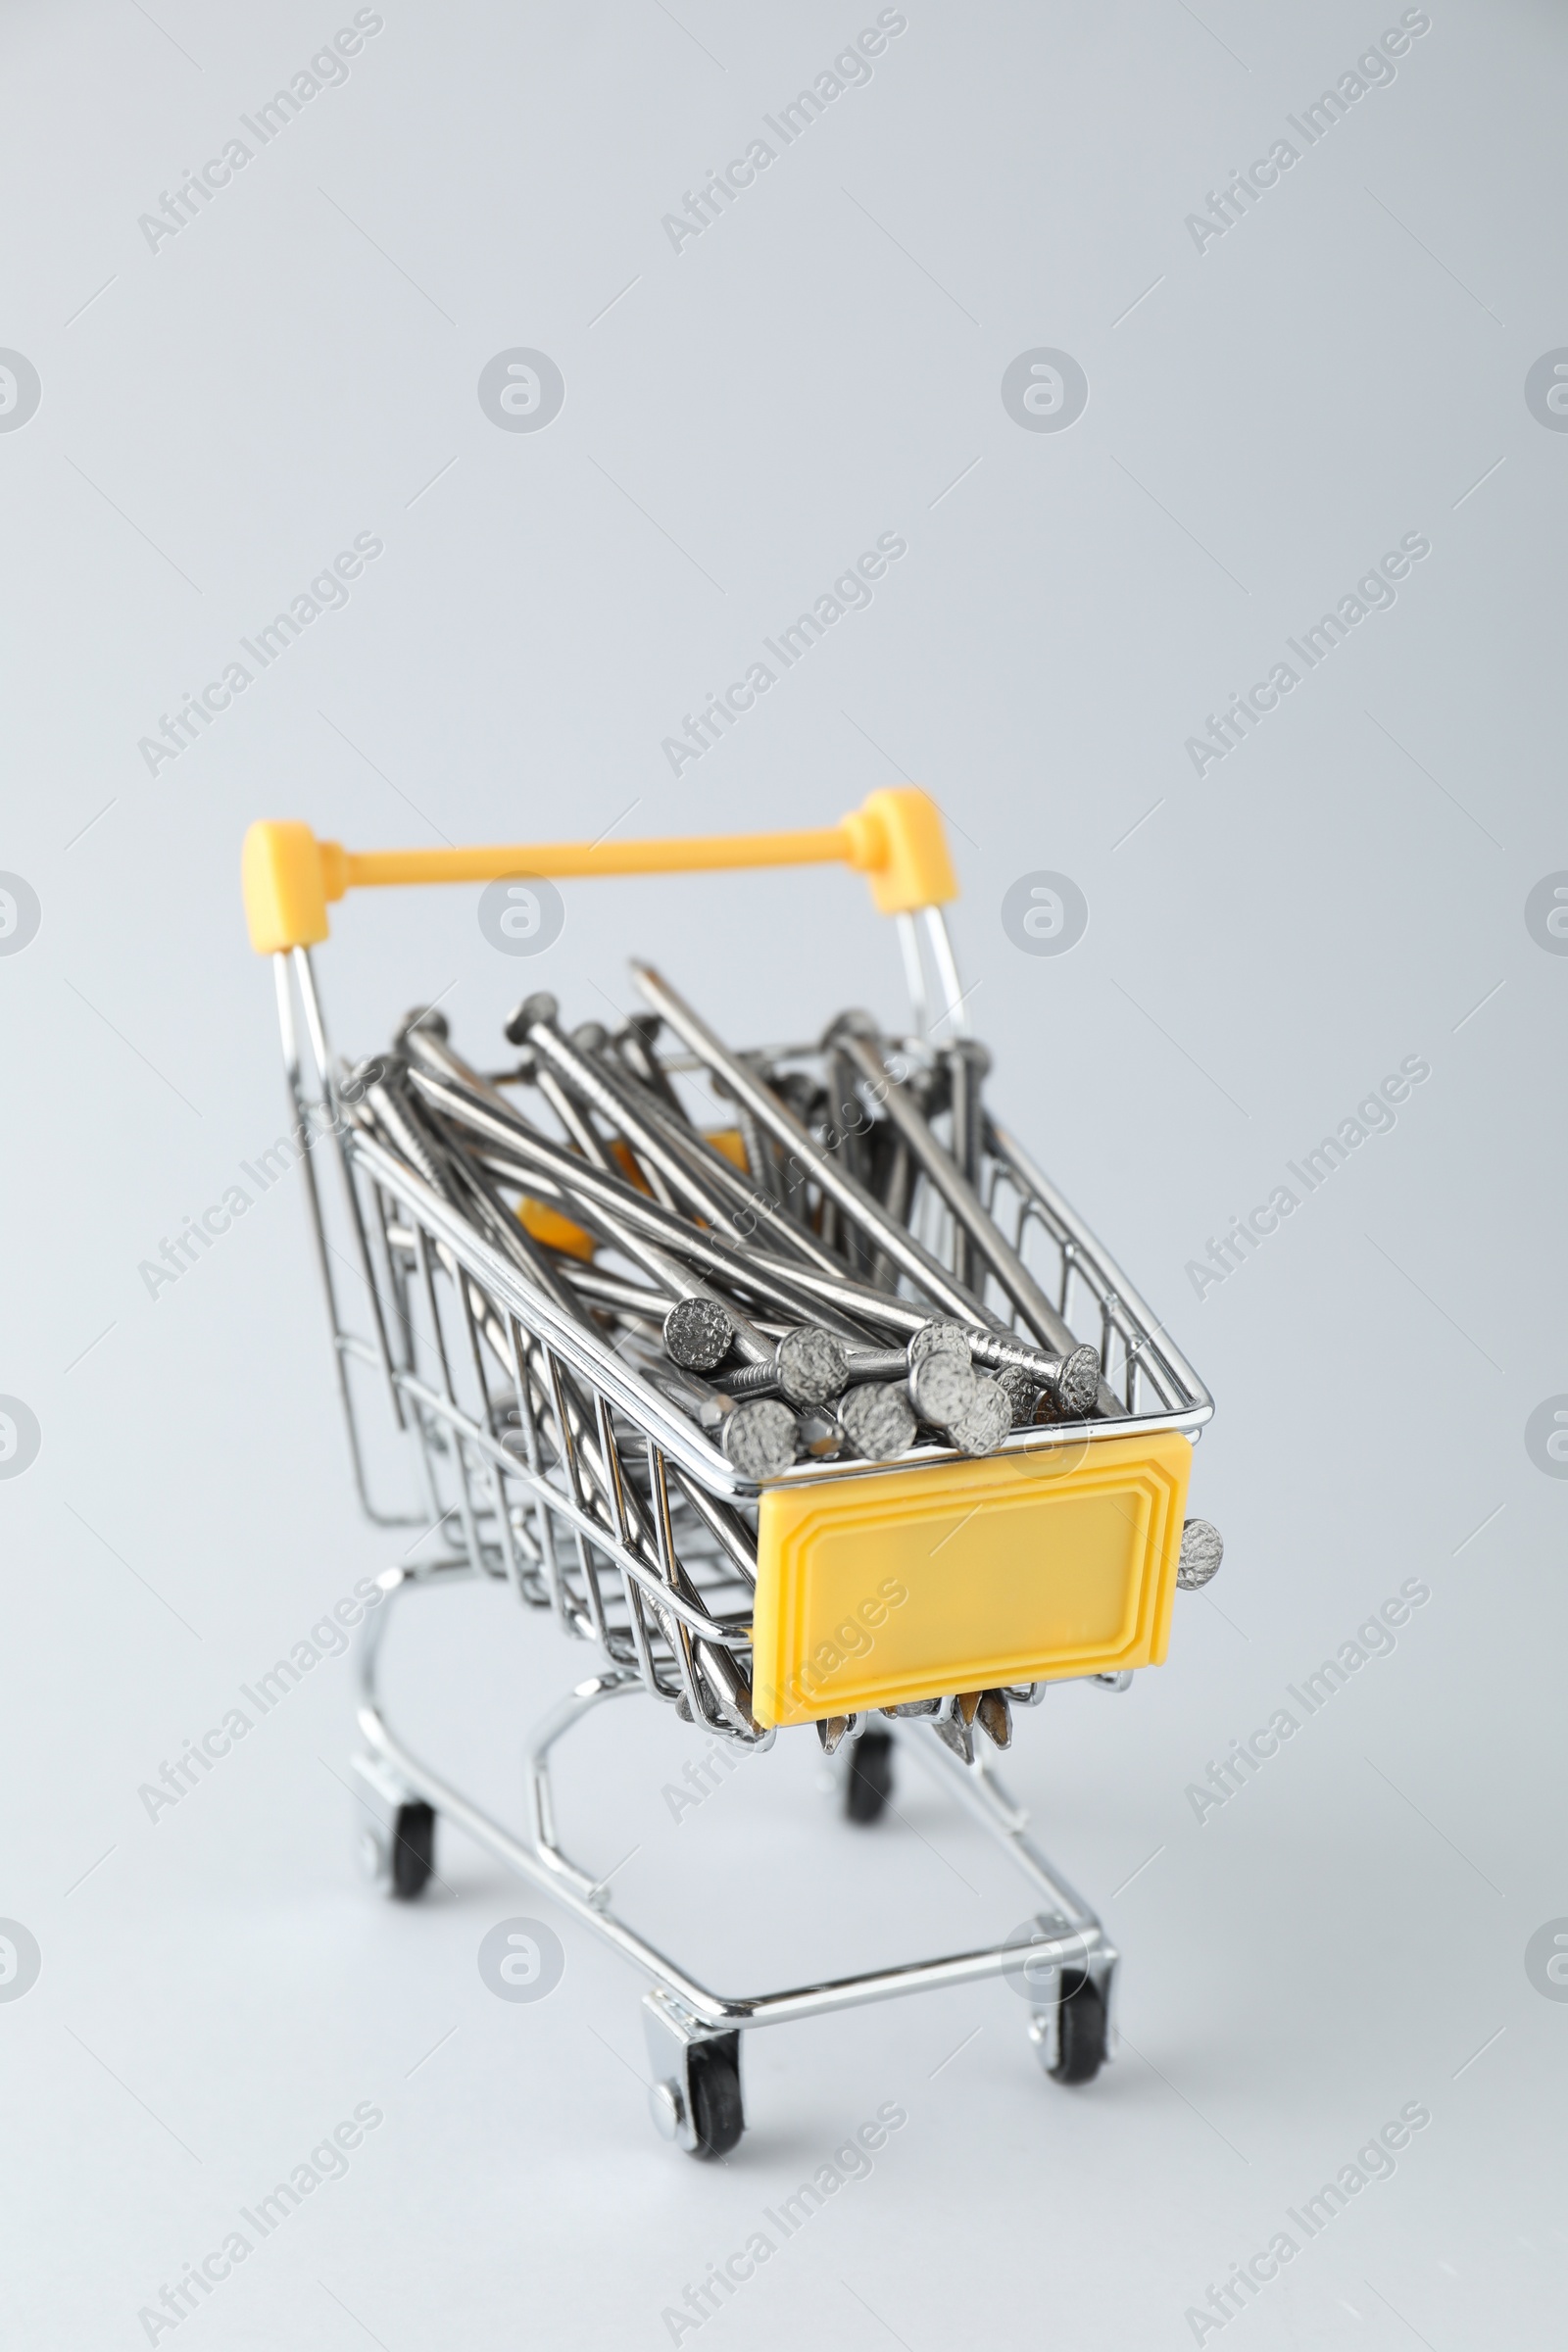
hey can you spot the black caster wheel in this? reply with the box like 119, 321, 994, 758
389, 1801, 435, 1899
1049, 1977, 1107, 2085
845, 1726, 894, 1825
687, 2034, 744, 2158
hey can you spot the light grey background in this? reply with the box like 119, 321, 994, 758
2, 1, 1564, 2344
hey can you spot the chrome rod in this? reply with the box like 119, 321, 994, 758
836, 1030, 1081, 1359
359, 1568, 1114, 2034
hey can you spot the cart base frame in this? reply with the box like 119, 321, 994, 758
352, 1559, 1120, 2150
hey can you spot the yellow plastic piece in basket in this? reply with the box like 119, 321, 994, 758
703, 1128, 749, 1172
516, 1199, 595, 1262
750, 1431, 1193, 1729
514, 1144, 741, 1259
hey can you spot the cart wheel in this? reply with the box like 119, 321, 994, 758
1048, 1978, 1106, 2085
389, 1801, 435, 1900
687, 2037, 745, 2158
845, 1726, 894, 1825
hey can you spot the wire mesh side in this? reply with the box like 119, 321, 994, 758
271, 950, 766, 1743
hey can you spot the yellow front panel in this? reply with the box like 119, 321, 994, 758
751, 1431, 1192, 1728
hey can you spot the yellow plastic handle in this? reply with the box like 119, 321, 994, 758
241, 787, 956, 954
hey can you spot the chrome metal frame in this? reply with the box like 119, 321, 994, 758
263, 898, 1218, 2138
354, 1556, 1118, 2129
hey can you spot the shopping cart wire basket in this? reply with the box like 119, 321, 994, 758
241, 788, 1219, 2152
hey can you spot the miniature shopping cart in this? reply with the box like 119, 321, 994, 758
241, 789, 1219, 2155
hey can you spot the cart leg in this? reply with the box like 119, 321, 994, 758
844, 1722, 896, 1824
898, 1725, 1119, 2087
352, 1750, 436, 1900
643, 1989, 745, 2158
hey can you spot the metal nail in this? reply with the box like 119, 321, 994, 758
402, 1048, 778, 1364
720, 1398, 799, 1481
414, 1071, 875, 1345
994, 1362, 1042, 1427
527, 1011, 700, 1220
932, 1709, 975, 1766
907, 1321, 973, 1367
663, 1296, 735, 1372
724, 1325, 851, 1404
833, 1028, 1084, 1361
504, 991, 559, 1045
612, 1014, 690, 1125
950, 1374, 1012, 1457
1177, 1518, 1224, 1590
946, 1040, 990, 1290
630, 963, 1004, 1335
907, 1348, 978, 1433
976, 1690, 1012, 1748
840, 1346, 909, 1383
559, 1264, 668, 1322
838, 1381, 917, 1461
962, 1330, 1100, 1418
532, 1011, 855, 1314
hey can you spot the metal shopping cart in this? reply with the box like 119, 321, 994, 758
241, 789, 1219, 2155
